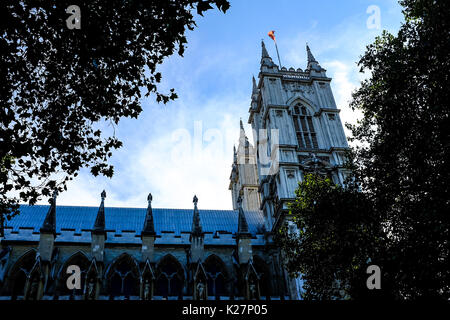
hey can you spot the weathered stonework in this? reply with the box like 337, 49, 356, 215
238, 41, 350, 299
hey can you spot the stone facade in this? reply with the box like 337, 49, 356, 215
235, 41, 350, 298
0, 196, 286, 300
0, 41, 349, 300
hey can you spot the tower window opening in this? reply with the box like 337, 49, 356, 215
293, 104, 318, 150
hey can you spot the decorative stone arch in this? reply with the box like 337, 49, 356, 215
285, 95, 316, 113
155, 254, 185, 299
106, 253, 140, 299
192, 262, 207, 300
140, 259, 155, 300
252, 255, 272, 300
244, 260, 260, 300
56, 251, 90, 298
203, 254, 229, 299
7, 249, 37, 300
84, 258, 100, 300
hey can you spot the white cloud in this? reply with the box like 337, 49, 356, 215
33, 1, 402, 210
47, 78, 250, 210
324, 60, 363, 139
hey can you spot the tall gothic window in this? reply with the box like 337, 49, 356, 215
292, 104, 318, 150
155, 255, 184, 298
107, 254, 139, 299
204, 255, 228, 299
58, 252, 90, 298
9, 250, 36, 300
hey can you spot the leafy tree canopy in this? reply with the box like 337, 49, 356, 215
348, 0, 449, 299
277, 0, 449, 299
0, 0, 230, 228
275, 173, 384, 300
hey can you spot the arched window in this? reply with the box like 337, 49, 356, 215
8, 250, 36, 300
107, 254, 139, 299
292, 104, 318, 149
155, 255, 184, 298
58, 252, 90, 298
204, 255, 228, 298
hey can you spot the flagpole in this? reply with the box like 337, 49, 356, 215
268, 31, 282, 67
274, 41, 282, 67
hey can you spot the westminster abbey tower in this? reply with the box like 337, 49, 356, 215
231, 41, 350, 297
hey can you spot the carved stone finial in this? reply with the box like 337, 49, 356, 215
147, 193, 153, 204
142, 193, 155, 236
191, 195, 202, 237
94, 190, 106, 234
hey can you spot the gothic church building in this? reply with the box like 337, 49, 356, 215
0, 41, 349, 300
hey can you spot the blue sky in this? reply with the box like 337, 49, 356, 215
51, 0, 404, 210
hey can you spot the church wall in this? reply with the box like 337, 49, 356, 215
0, 239, 286, 299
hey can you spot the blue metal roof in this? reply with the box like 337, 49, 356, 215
5, 205, 265, 237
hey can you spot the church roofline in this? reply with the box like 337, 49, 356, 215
5, 204, 266, 242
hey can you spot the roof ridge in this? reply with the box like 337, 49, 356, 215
17, 204, 262, 212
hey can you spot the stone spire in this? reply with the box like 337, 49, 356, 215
237, 196, 250, 235
38, 190, 57, 264
190, 195, 204, 263
141, 193, 156, 263
261, 40, 270, 59
239, 119, 251, 156
40, 190, 57, 235
306, 43, 324, 74
191, 195, 202, 236
142, 193, 155, 236
306, 44, 317, 63
239, 118, 245, 142
240, 118, 249, 139
260, 39, 276, 69
93, 190, 106, 233
251, 75, 259, 103
233, 145, 237, 163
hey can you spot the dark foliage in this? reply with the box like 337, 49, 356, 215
347, 0, 450, 299
275, 174, 385, 300
0, 0, 230, 231
276, 0, 449, 299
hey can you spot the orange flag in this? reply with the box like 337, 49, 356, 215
268, 30, 276, 42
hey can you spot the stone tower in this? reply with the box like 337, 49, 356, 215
234, 40, 350, 298
229, 120, 261, 211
